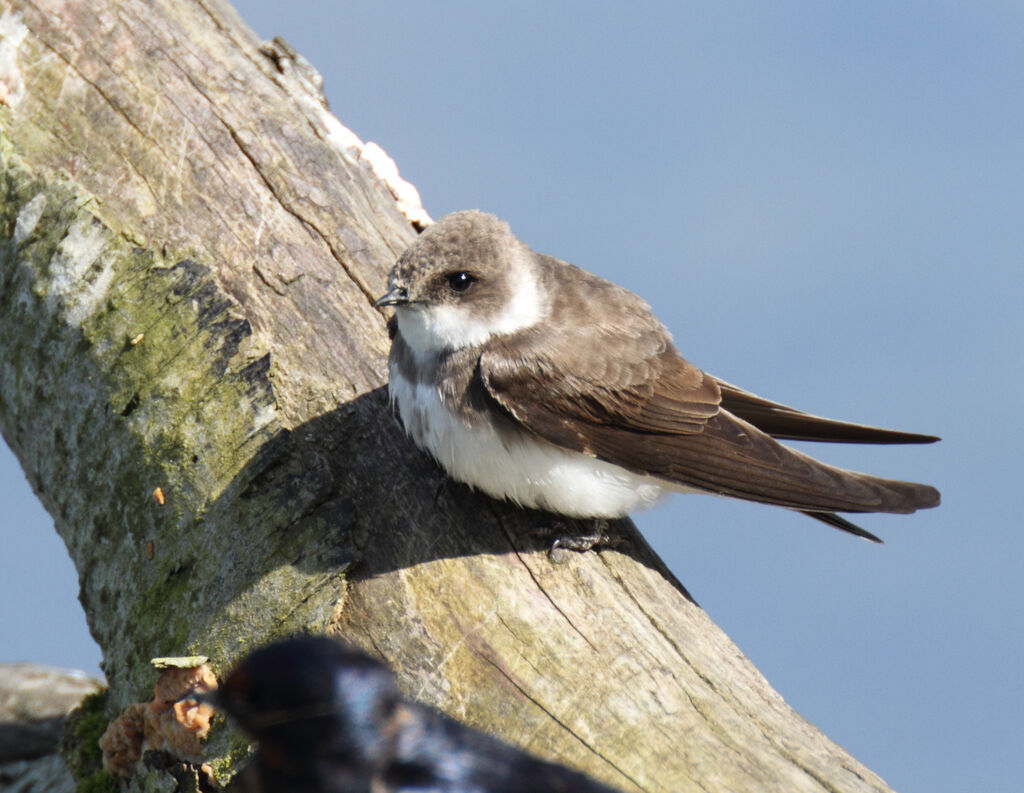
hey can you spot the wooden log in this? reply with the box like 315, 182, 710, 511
0, 2, 895, 790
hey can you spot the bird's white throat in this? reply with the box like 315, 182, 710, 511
395, 252, 546, 362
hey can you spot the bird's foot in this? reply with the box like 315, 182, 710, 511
528, 518, 631, 560
433, 477, 454, 508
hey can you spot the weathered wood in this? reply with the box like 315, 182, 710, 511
0, 1, 896, 791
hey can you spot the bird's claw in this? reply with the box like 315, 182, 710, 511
528, 518, 631, 560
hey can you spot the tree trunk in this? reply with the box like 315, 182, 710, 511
0, 2, 896, 791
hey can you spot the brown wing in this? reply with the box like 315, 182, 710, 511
715, 378, 940, 444
480, 253, 939, 519
481, 339, 720, 444
483, 362, 939, 516
481, 361, 937, 516
803, 511, 884, 544
480, 255, 722, 442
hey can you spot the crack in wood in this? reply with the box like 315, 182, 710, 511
488, 504, 599, 653
475, 650, 651, 793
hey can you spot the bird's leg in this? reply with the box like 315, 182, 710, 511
433, 477, 455, 508
550, 518, 614, 552
528, 517, 631, 559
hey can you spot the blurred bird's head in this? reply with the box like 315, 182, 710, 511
207, 636, 401, 763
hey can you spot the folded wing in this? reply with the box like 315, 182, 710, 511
480, 346, 940, 523
482, 254, 940, 539
715, 378, 940, 444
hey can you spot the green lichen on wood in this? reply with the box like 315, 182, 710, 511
200, 719, 257, 789
0, 148, 357, 785
0, 150, 354, 713
124, 769, 178, 793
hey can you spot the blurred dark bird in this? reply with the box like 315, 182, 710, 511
375, 210, 940, 544
208, 636, 621, 793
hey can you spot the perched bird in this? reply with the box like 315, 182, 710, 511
375, 210, 940, 543
208, 636, 620, 793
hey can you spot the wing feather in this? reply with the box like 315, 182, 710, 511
715, 378, 940, 444
481, 361, 939, 516
479, 253, 939, 517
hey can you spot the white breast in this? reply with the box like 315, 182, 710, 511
389, 368, 674, 518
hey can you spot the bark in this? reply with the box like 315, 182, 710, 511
0, 2, 896, 791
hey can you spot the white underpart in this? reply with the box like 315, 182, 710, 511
395, 251, 546, 363
390, 369, 674, 518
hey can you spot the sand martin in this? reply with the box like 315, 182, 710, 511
206, 636, 619, 792
375, 210, 940, 543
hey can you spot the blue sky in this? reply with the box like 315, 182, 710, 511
3, 3, 1021, 792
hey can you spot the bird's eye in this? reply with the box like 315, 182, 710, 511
446, 272, 475, 293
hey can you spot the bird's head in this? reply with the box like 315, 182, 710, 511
206, 636, 401, 762
375, 210, 547, 358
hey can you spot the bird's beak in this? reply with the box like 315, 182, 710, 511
178, 685, 219, 708
374, 286, 410, 307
